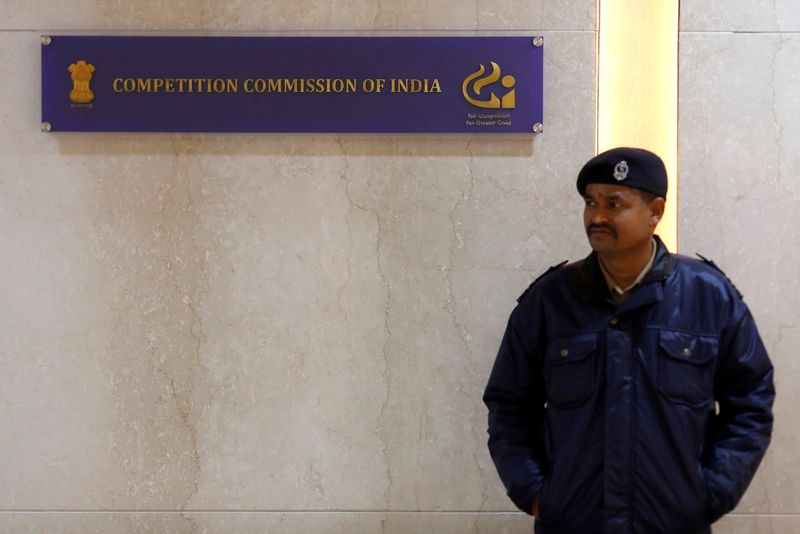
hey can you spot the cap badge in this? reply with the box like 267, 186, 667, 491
613, 160, 629, 181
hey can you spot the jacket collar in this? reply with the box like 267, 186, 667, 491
568, 234, 673, 302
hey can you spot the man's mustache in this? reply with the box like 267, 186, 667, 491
587, 223, 617, 237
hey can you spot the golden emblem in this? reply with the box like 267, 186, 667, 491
68, 60, 95, 104
462, 61, 516, 109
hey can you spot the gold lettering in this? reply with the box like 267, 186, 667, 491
283, 79, 298, 92
389, 78, 443, 94
108, 76, 382, 95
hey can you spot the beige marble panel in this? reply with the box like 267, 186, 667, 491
0, 36, 129, 509
681, 0, 800, 32
680, 33, 800, 514
372, 30, 595, 512
181, 136, 390, 511
1, 20, 595, 521
383, 512, 531, 532
0, 512, 534, 533
0, 512, 383, 534
6, 512, 800, 533
0, 0, 595, 31
715, 515, 800, 534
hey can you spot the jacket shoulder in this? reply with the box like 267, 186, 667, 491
671, 253, 744, 299
517, 260, 568, 303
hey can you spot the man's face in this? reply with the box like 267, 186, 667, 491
582, 183, 663, 257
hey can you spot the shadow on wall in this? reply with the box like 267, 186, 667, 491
50, 133, 537, 158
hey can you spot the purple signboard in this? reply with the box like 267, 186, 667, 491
41, 36, 542, 133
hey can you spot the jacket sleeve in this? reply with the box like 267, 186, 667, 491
483, 303, 548, 514
704, 305, 775, 523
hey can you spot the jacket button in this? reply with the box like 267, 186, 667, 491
683, 348, 692, 357
560, 349, 569, 357
609, 318, 618, 326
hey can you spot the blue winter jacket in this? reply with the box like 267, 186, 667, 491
483, 236, 774, 533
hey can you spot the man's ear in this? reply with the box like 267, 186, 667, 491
649, 197, 666, 227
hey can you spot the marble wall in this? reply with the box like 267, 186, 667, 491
680, 2, 800, 533
0, 1, 596, 532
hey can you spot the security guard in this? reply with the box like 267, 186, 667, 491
483, 147, 774, 533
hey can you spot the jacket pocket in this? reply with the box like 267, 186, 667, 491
546, 335, 597, 408
657, 330, 717, 407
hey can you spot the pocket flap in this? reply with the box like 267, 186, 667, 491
658, 330, 717, 365
548, 336, 597, 365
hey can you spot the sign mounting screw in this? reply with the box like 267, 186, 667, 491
41, 122, 52, 132
532, 123, 543, 133
532, 36, 544, 47
41, 35, 52, 46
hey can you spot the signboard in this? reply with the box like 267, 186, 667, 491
41, 36, 543, 133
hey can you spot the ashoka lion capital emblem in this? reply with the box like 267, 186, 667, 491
68, 60, 95, 104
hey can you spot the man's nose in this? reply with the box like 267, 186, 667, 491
588, 207, 608, 224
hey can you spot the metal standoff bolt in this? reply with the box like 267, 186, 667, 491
41, 122, 52, 132
609, 318, 619, 326
560, 349, 569, 357
41, 35, 52, 46
683, 348, 692, 357
532, 36, 544, 47
532, 123, 544, 133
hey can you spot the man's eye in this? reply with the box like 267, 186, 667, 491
609, 202, 620, 209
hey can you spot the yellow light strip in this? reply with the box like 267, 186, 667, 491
598, 0, 679, 251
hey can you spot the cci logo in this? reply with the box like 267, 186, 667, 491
68, 59, 95, 104
462, 61, 516, 109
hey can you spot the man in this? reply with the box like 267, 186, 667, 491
483, 147, 774, 533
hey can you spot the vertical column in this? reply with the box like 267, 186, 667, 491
598, 0, 679, 251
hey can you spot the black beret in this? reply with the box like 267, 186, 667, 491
576, 147, 667, 198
